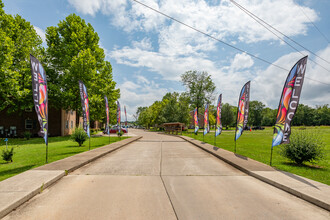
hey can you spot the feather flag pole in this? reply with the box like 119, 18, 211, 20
79, 80, 91, 150
271, 56, 308, 165
194, 107, 199, 137
234, 81, 250, 153
30, 55, 48, 163
214, 94, 222, 147
117, 101, 121, 140
124, 106, 128, 137
104, 95, 110, 144
203, 104, 209, 142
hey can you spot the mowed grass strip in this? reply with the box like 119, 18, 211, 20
183, 126, 330, 185
0, 135, 127, 182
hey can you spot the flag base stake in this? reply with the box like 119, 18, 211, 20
234, 140, 237, 153
270, 146, 274, 166
46, 143, 48, 164
89, 137, 91, 150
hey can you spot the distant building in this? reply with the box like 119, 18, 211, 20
189, 110, 204, 129
0, 107, 76, 138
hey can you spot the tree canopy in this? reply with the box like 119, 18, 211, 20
45, 13, 119, 122
0, 3, 43, 113
0, 3, 120, 124
137, 92, 191, 128
248, 101, 265, 126
181, 70, 216, 114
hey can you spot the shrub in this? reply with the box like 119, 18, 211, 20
280, 130, 325, 164
23, 131, 31, 140
2, 147, 14, 162
117, 130, 123, 137
71, 127, 88, 147
90, 128, 100, 135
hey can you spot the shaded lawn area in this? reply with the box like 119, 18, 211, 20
0, 135, 127, 182
183, 126, 330, 185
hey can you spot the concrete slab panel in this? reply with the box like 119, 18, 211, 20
162, 157, 243, 176
162, 141, 242, 176
0, 170, 65, 218
73, 142, 161, 176
4, 175, 177, 220
0, 170, 65, 192
162, 175, 330, 220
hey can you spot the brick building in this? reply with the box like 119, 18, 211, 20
0, 108, 76, 138
189, 110, 204, 129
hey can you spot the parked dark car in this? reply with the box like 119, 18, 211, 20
243, 126, 251, 131
252, 126, 265, 130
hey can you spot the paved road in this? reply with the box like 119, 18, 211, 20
4, 130, 329, 219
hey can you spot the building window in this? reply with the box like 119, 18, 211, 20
71, 121, 73, 129
65, 120, 69, 129
70, 110, 73, 115
25, 119, 33, 129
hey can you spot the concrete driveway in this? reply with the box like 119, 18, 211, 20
4, 129, 329, 219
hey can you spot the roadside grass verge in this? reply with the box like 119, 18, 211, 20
183, 126, 330, 185
0, 135, 127, 181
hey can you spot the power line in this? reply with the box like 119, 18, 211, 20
299, 5, 330, 44
131, 0, 330, 86
305, 77, 330, 86
230, 0, 330, 68
132, 0, 288, 72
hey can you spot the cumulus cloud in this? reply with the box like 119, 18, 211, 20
68, 0, 328, 115
230, 53, 254, 70
252, 46, 330, 108
132, 38, 153, 51
33, 26, 46, 42
118, 75, 169, 120
68, 0, 318, 43
67, 0, 102, 16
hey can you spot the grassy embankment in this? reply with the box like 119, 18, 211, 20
0, 135, 127, 181
183, 126, 330, 185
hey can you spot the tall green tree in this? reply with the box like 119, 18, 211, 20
160, 92, 191, 125
135, 106, 147, 123
249, 101, 265, 126
181, 70, 216, 114
261, 107, 276, 126
315, 105, 330, 125
0, 0, 43, 113
45, 14, 119, 122
222, 103, 234, 129
292, 104, 314, 126
177, 93, 191, 125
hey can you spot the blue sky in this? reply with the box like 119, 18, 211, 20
3, 0, 330, 120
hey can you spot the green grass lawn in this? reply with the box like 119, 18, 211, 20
183, 126, 330, 185
0, 135, 127, 182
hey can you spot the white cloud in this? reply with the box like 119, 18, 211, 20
110, 46, 217, 81
34, 26, 46, 42
68, 0, 102, 16
132, 38, 153, 51
69, 0, 318, 43
118, 76, 168, 120
252, 46, 330, 108
68, 0, 328, 113
115, 46, 330, 120
230, 53, 254, 70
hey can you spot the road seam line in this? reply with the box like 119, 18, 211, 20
159, 140, 179, 220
